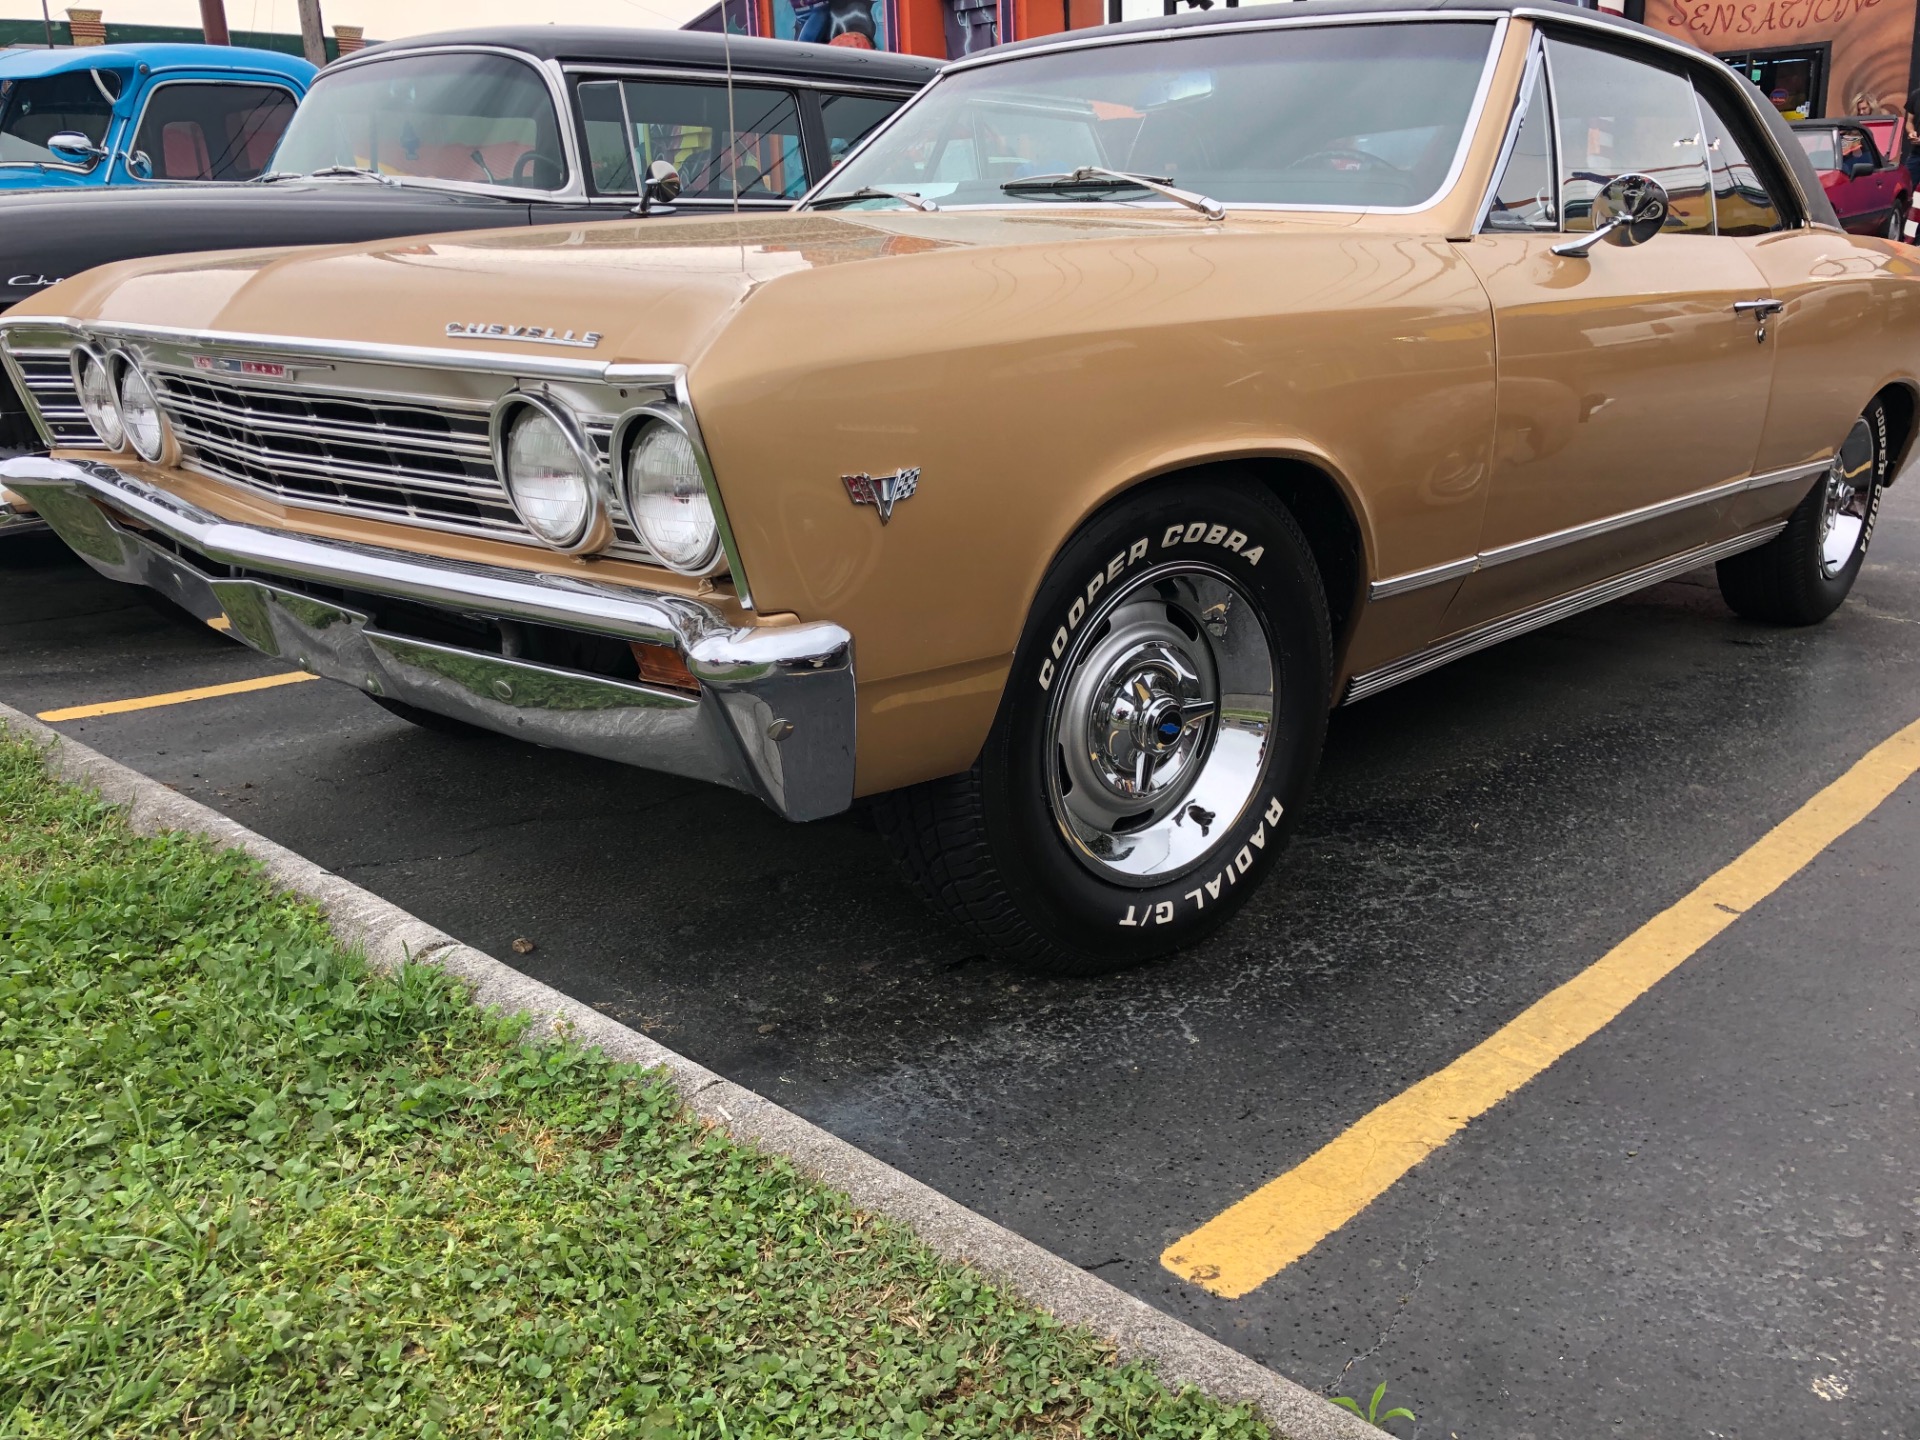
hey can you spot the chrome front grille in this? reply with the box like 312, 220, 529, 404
150, 368, 654, 561
11, 348, 97, 449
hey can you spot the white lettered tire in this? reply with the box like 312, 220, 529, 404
874, 478, 1332, 974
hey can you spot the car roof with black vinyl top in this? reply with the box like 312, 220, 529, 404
353, 26, 943, 87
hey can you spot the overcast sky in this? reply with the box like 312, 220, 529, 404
0, 0, 711, 39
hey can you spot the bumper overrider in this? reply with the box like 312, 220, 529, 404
5, 456, 855, 822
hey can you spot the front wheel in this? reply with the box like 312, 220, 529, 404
1716, 399, 1888, 626
873, 478, 1332, 974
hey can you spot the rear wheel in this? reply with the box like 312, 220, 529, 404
873, 478, 1331, 974
1716, 399, 1888, 625
1888, 206, 1905, 241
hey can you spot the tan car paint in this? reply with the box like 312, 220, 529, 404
14, 15, 1919, 799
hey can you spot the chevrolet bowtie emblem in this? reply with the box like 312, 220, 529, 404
843, 467, 920, 524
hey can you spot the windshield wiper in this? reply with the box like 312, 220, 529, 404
273, 164, 402, 187
810, 186, 940, 213
1000, 166, 1224, 221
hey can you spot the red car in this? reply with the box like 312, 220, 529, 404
1790, 116, 1912, 239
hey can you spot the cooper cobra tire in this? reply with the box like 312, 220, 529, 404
873, 478, 1332, 975
1716, 398, 1889, 626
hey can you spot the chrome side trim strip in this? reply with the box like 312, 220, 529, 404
1370, 554, 1479, 601
1345, 522, 1787, 705
1368, 460, 1828, 600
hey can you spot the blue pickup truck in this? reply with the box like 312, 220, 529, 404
0, 42, 312, 191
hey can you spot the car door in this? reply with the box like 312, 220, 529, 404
1694, 82, 1900, 493
1446, 29, 1777, 633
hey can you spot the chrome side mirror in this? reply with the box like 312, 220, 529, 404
47, 131, 107, 170
637, 159, 682, 215
1551, 173, 1670, 257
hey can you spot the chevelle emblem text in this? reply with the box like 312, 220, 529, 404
843, 467, 920, 524
445, 322, 603, 349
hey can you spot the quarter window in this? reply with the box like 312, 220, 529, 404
1698, 85, 1784, 235
1483, 62, 1556, 231
1544, 36, 1713, 236
580, 79, 806, 201
819, 92, 905, 167
131, 83, 298, 181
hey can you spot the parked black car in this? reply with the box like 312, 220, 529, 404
0, 26, 939, 455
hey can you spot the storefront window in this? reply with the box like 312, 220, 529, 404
1717, 46, 1826, 121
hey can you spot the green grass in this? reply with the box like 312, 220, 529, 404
0, 733, 1269, 1440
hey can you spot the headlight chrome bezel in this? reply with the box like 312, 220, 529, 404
113, 353, 171, 463
489, 391, 611, 556
70, 344, 126, 452
616, 408, 727, 577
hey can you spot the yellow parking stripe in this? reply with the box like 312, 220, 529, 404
1163, 714, 1920, 1300
207, 616, 232, 632
37, 671, 316, 722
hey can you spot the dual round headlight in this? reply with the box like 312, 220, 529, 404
74, 350, 124, 451
623, 419, 719, 574
72, 347, 169, 461
494, 396, 722, 574
500, 402, 601, 551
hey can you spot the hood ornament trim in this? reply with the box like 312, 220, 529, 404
445, 321, 603, 350
843, 467, 919, 525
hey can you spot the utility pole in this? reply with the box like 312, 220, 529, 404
39, 0, 53, 46
198, 0, 231, 44
297, 0, 327, 66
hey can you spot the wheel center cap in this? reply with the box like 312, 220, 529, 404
1133, 691, 1186, 755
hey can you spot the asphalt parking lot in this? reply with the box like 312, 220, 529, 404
5, 481, 1919, 1439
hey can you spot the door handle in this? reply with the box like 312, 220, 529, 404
1733, 298, 1785, 316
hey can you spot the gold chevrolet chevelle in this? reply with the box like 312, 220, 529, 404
5, 0, 1916, 972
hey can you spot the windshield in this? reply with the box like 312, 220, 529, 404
0, 71, 118, 165
814, 21, 1496, 212
271, 53, 566, 190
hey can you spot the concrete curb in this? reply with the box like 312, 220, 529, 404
1, 699, 1377, 1440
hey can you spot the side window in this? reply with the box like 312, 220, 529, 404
1543, 36, 1713, 235
620, 80, 807, 201
819, 92, 905, 170
132, 82, 297, 181
0, 72, 115, 163
1483, 61, 1556, 231
577, 80, 635, 193
1697, 84, 1785, 236
1837, 124, 1879, 170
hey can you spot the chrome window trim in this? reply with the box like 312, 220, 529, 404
573, 69, 813, 204
560, 61, 917, 98
1511, 5, 1821, 228
1475, 31, 1553, 234
1368, 459, 1830, 600
1348, 523, 1790, 703
798, 12, 1511, 219
123, 76, 302, 185
282, 46, 585, 201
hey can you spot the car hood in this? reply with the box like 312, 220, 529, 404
17, 207, 1361, 365
0, 181, 531, 312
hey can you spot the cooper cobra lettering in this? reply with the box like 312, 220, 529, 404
1118, 796, 1286, 925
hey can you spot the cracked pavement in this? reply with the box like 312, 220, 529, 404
4, 479, 1919, 1437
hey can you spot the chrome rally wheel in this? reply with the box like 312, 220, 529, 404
873, 477, 1331, 974
1046, 565, 1273, 886
1718, 398, 1889, 627
1818, 417, 1876, 580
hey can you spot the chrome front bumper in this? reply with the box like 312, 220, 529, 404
0, 486, 48, 537
5, 457, 855, 821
